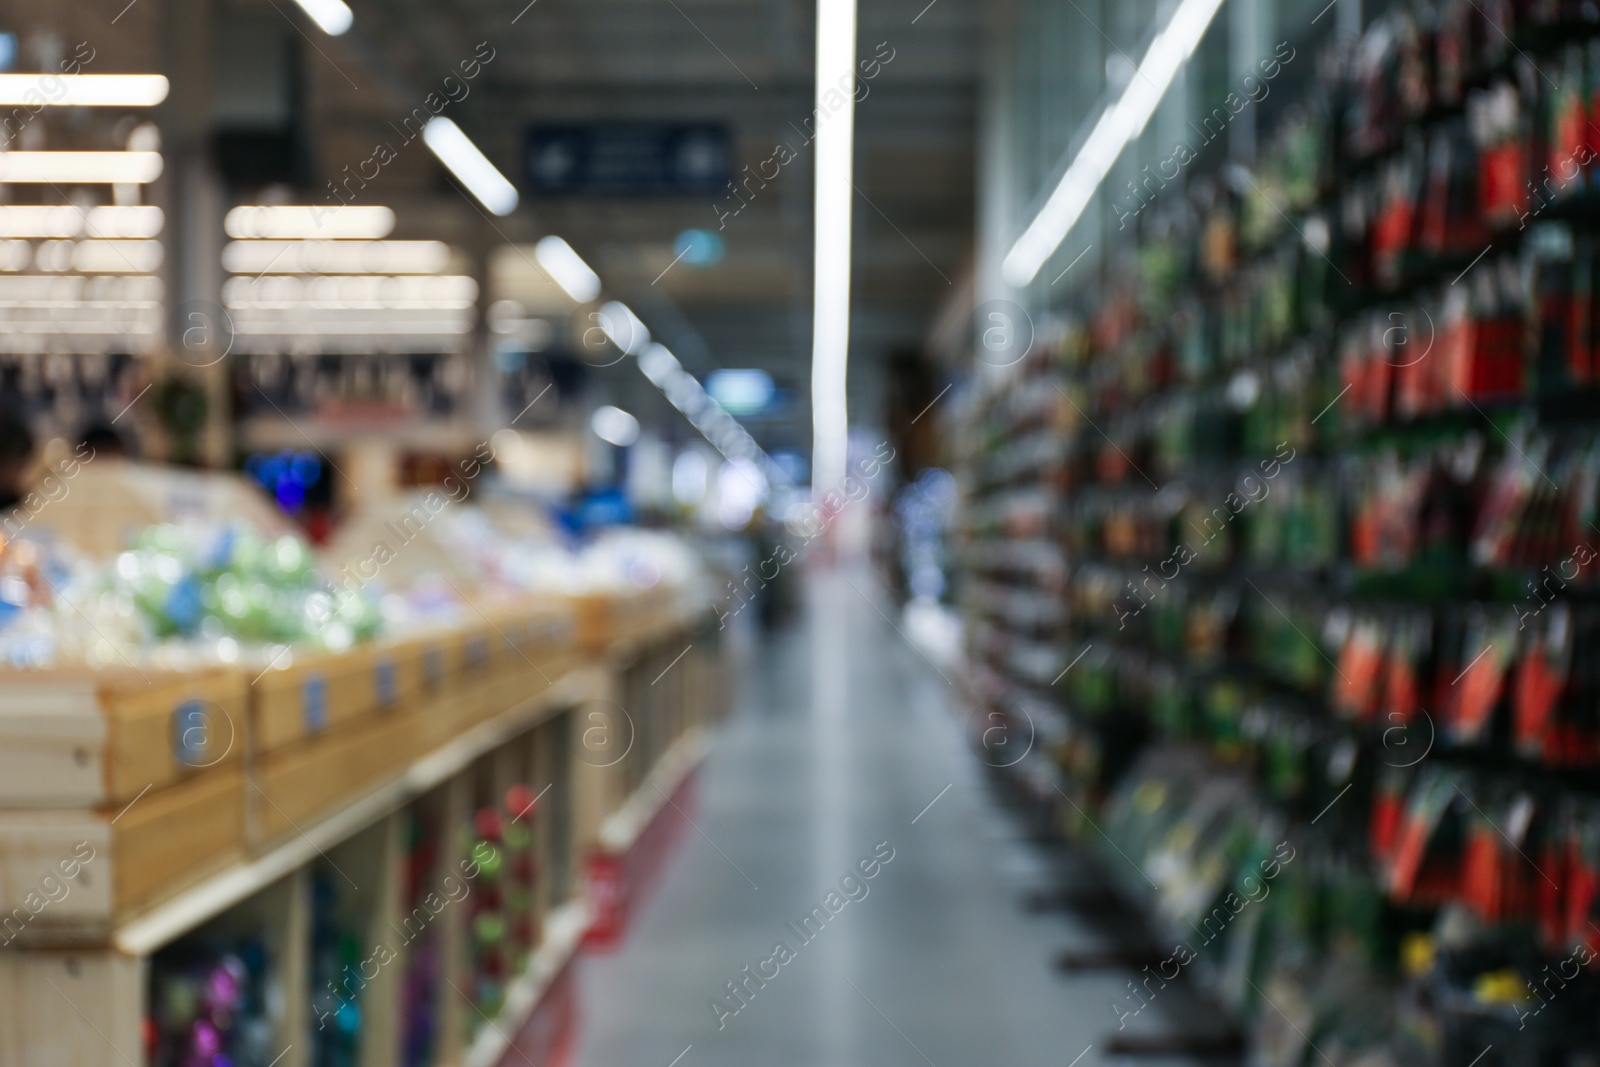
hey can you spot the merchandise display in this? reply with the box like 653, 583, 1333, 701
0, 451, 731, 1067
955, 4, 1600, 1065
146, 936, 275, 1067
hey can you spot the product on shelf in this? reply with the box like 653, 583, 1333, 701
310, 870, 364, 1067
147, 937, 275, 1067
955, 6, 1600, 1064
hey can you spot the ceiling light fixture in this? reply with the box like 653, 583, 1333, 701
0, 205, 163, 238
220, 239, 451, 275
597, 300, 650, 356
533, 236, 601, 303
224, 205, 394, 240
1000, 0, 1226, 287
422, 118, 519, 216
638, 342, 682, 386
0, 151, 163, 184
590, 405, 641, 448
0, 74, 169, 107
290, 0, 354, 36
810, 0, 858, 497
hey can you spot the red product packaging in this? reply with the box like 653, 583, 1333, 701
1513, 606, 1568, 761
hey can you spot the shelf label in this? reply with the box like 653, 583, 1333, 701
302, 676, 328, 734
171, 700, 211, 767
424, 648, 445, 687
375, 657, 398, 708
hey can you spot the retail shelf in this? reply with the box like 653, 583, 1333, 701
596, 726, 707, 855
116, 665, 603, 957
461, 899, 589, 1067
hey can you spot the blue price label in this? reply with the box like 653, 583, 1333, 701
375, 658, 397, 708
302, 676, 328, 734
172, 700, 210, 766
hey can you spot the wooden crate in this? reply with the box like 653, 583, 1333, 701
251, 643, 384, 755
0, 667, 248, 810
0, 765, 247, 941
250, 623, 509, 753
252, 711, 422, 846
248, 602, 576, 849
568, 592, 616, 652
567, 587, 680, 652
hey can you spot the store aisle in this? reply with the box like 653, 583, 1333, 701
570, 568, 1208, 1067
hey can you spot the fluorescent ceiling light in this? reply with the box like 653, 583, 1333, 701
290, 0, 353, 35
597, 300, 649, 356
223, 275, 478, 309
67, 240, 163, 273
591, 405, 641, 447
86, 206, 164, 238
221, 240, 451, 275
225, 205, 394, 240
422, 118, 518, 216
0, 205, 163, 238
0, 151, 163, 184
638, 342, 682, 386
534, 236, 601, 303
0, 74, 169, 107
810, 0, 858, 497
1001, 0, 1226, 286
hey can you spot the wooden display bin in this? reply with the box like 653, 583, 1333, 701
568, 586, 680, 653
247, 610, 558, 754
250, 602, 578, 849
0, 765, 247, 943
252, 711, 421, 847
0, 667, 247, 809
251, 640, 417, 756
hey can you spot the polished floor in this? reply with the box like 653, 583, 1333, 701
570, 569, 1212, 1067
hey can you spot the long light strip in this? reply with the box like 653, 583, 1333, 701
1000, 0, 1226, 286
636, 343, 783, 482
0, 74, 169, 107
598, 300, 650, 355
291, 0, 353, 35
533, 236, 601, 303
0, 151, 163, 184
810, 0, 859, 498
221, 240, 450, 275
0, 205, 163, 238
225, 205, 394, 239
422, 118, 519, 216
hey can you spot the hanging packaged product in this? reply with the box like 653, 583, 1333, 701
1386, 770, 1464, 905
1444, 613, 1514, 743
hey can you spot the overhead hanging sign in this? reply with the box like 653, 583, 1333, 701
524, 123, 731, 196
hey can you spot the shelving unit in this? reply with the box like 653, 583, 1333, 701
0, 601, 730, 1067
955, 4, 1600, 1065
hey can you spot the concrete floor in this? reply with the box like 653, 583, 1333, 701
569, 570, 1214, 1067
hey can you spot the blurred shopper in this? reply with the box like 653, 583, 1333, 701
0, 402, 36, 512
77, 420, 132, 460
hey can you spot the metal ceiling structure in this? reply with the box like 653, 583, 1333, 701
264, 0, 979, 456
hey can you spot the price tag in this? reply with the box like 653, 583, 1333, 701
424, 648, 445, 687
172, 700, 210, 766
303, 676, 328, 734
375, 658, 397, 708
